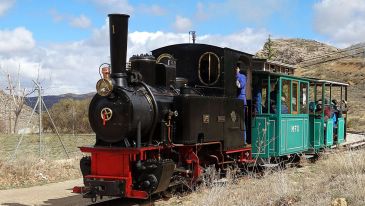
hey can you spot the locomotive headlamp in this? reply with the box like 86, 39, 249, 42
96, 78, 113, 96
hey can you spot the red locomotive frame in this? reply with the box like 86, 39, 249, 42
73, 144, 252, 199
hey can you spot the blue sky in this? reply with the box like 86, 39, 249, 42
0, 0, 364, 94
2, 0, 320, 42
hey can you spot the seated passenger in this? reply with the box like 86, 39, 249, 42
269, 90, 277, 113
281, 96, 289, 114
331, 99, 339, 127
269, 91, 289, 114
309, 101, 316, 113
253, 87, 262, 114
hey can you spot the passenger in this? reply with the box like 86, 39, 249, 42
235, 63, 247, 145
281, 95, 289, 114
252, 79, 262, 114
331, 99, 339, 127
269, 89, 289, 114
235, 63, 247, 106
309, 101, 316, 113
323, 99, 331, 122
269, 87, 277, 113
253, 88, 262, 114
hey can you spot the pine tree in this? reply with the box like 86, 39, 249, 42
263, 35, 275, 60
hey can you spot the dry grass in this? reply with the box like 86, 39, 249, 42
0, 134, 95, 160
158, 149, 365, 206
0, 155, 82, 190
0, 133, 95, 189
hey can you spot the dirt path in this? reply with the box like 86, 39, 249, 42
0, 179, 91, 206
0, 179, 158, 206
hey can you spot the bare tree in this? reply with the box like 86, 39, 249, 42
6, 70, 27, 134
0, 90, 7, 133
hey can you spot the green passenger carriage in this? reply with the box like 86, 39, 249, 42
251, 71, 348, 159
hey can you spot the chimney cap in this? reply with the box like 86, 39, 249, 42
108, 14, 130, 18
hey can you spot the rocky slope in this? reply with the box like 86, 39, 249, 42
256, 38, 339, 65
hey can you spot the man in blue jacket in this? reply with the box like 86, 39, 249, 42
235, 64, 247, 145
236, 65, 247, 106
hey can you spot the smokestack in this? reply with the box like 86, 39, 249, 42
108, 14, 130, 78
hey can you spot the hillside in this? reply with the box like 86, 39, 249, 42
25, 92, 95, 110
257, 39, 365, 132
256, 38, 339, 65
0, 91, 94, 134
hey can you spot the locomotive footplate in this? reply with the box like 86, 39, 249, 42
83, 179, 126, 198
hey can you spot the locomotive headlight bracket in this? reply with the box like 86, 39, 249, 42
96, 78, 113, 96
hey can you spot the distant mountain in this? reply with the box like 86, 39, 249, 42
343, 42, 365, 57
25, 92, 95, 109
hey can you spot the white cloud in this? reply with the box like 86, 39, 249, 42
173, 16, 192, 32
0, 0, 15, 16
0, 21, 267, 95
92, 0, 134, 14
49, 10, 92, 29
0, 26, 107, 94
200, 28, 269, 53
70, 15, 92, 29
139, 4, 166, 16
314, 0, 365, 47
0, 27, 35, 53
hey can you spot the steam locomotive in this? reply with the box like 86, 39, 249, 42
73, 14, 348, 201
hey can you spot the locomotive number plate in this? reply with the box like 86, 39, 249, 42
202, 114, 210, 124
217, 116, 226, 123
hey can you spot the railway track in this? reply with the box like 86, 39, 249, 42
84, 133, 365, 206
333, 132, 365, 150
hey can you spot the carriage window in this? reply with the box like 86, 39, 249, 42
198, 52, 221, 85
300, 83, 308, 114
292, 81, 299, 114
281, 79, 291, 114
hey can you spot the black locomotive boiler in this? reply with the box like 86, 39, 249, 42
73, 13, 252, 200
